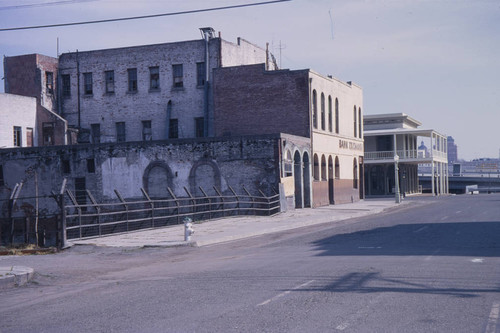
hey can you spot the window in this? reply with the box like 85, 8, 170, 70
116, 122, 126, 142
312, 90, 318, 129
172, 64, 183, 88
128, 68, 137, 92
169, 119, 179, 139
195, 117, 204, 138
42, 122, 55, 145
196, 62, 206, 86
13, 126, 22, 147
0, 165, 4, 186
105, 70, 114, 93
87, 159, 95, 173
328, 96, 332, 132
91, 124, 101, 144
335, 156, 340, 179
321, 155, 327, 181
62, 74, 71, 97
149, 67, 160, 90
142, 120, 152, 141
313, 154, 319, 181
284, 149, 293, 177
358, 107, 362, 139
353, 105, 357, 137
46, 71, 54, 94
62, 159, 71, 174
335, 98, 339, 134
321, 93, 325, 131
353, 158, 358, 189
83, 73, 93, 95
26, 128, 33, 147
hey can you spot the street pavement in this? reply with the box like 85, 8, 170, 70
0, 197, 408, 289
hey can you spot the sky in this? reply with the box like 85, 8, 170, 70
1, 0, 499, 160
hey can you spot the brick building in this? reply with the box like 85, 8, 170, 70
213, 64, 364, 206
57, 28, 274, 143
3, 54, 69, 146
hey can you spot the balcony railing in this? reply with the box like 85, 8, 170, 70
364, 149, 433, 161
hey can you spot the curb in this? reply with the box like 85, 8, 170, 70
0, 266, 35, 290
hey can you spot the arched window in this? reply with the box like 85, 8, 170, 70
321, 93, 325, 131
328, 96, 332, 132
313, 154, 319, 181
335, 156, 340, 179
312, 90, 318, 129
358, 107, 362, 138
335, 98, 339, 134
353, 158, 358, 189
321, 155, 327, 181
353, 105, 357, 137
284, 149, 293, 177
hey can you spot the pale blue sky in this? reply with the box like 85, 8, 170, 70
1, 0, 499, 160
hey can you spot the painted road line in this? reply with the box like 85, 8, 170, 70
485, 302, 500, 333
471, 258, 484, 263
257, 279, 315, 306
414, 226, 429, 233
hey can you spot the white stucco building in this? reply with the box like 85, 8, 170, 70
0, 93, 37, 148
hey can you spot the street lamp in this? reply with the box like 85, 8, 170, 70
394, 154, 401, 203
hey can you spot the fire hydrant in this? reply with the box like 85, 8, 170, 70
184, 217, 194, 241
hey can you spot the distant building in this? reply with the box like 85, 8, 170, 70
3, 54, 70, 146
447, 136, 458, 163
363, 113, 448, 196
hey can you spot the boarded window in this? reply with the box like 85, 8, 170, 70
26, 128, 33, 147
172, 64, 183, 88
142, 120, 152, 141
196, 62, 205, 86
62, 159, 71, 174
105, 70, 114, 93
128, 68, 137, 92
195, 117, 204, 138
169, 119, 178, 139
83, 73, 93, 95
13, 126, 22, 147
149, 66, 160, 90
116, 122, 126, 142
62, 74, 71, 97
87, 159, 95, 173
91, 124, 101, 144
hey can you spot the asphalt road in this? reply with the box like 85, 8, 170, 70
1, 194, 500, 332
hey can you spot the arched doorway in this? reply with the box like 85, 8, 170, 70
294, 151, 303, 208
303, 152, 311, 208
143, 161, 174, 198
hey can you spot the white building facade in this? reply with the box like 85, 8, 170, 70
0, 93, 37, 148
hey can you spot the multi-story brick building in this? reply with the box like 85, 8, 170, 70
3, 54, 69, 146
57, 28, 275, 143
213, 64, 364, 206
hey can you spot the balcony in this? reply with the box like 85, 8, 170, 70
364, 149, 437, 162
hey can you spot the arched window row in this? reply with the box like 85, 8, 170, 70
313, 153, 342, 181
311, 90, 342, 135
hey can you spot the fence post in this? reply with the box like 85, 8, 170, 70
59, 178, 68, 248
86, 190, 101, 236
213, 186, 225, 217
183, 187, 196, 220
258, 189, 270, 216
141, 188, 155, 228
228, 186, 239, 215
242, 186, 255, 216
198, 186, 211, 220
9, 183, 23, 245
114, 190, 128, 232
167, 188, 179, 225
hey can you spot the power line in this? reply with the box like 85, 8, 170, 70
0, 0, 97, 11
0, 0, 292, 32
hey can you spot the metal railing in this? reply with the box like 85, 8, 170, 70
364, 150, 426, 161
64, 186, 281, 240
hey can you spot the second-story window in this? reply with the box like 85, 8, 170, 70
195, 117, 204, 137
62, 74, 71, 97
116, 122, 126, 142
196, 62, 205, 86
172, 64, 183, 88
128, 68, 137, 92
142, 120, 152, 141
149, 67, 160, 90
46, 71, 54, 94
83, 73, 93, 95
13, 126, 22, 147
169, 119, 179, 139
105, 70, 114, 93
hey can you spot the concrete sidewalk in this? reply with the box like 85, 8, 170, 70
69, 198, 405, 248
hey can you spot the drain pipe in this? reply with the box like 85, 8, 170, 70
200, 27, 215, 137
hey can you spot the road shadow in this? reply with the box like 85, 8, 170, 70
312, 221, 500, 257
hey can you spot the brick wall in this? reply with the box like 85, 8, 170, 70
213, 64, 310, 138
